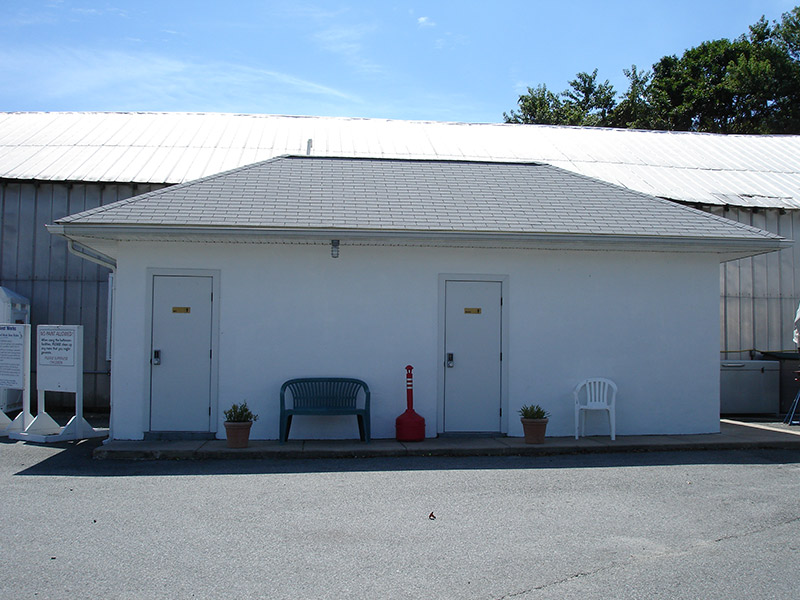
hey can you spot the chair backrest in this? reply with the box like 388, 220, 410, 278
282, 378, 368, 410
574, 378, 617, 409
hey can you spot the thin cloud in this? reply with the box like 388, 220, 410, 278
0, 47, 361, 112
4, 2, 128, 27
417, 16, 435, 28
71, 8, 102, 16
273, 4, 384, 75
4, 7, 59, 26
70, 5, 129, 18
433, 31, 467, 51
274, 4, 347, 21
313, 24, 383, 74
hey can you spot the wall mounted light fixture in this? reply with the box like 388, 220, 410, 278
331, 239, 340, 258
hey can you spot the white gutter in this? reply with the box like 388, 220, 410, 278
50, 222, 790, 260
67, 239, 116, 270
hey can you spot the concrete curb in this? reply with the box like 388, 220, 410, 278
92, 421, 800, 460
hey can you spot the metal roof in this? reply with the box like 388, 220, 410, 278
2, 111, 800, 209
54, 155, 785, 259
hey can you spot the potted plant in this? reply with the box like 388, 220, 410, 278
519, 404, 550, 444
223, 401, 258, 448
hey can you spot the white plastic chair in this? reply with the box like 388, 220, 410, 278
574, 378, 617, 440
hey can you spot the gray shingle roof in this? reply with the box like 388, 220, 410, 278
56, 155, 783, 242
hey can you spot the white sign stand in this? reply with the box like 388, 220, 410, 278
10, 325, 104, 443
0, 324, 32, 436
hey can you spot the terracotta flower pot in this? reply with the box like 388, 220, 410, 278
520, 418, 548, 444
223, 421, 253, 448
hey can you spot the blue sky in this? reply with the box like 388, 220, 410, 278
1, 1, 797, 123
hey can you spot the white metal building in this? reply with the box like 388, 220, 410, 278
2, 111, 799, 411
49, 155, 785, 440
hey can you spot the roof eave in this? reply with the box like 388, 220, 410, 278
48, 223, 789, 262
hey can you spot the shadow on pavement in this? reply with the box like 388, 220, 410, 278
9, 436, 800, 478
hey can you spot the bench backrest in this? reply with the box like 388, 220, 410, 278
281, 378, 370, 411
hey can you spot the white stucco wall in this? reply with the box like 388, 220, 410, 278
108, 240, 721, 440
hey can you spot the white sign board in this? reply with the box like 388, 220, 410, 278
39, 327, 76, 366
0, 324, 26, 389
8, 324, 102, 443
37, 325, 82, 392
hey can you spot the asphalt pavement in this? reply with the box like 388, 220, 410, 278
1, 436, 799, 599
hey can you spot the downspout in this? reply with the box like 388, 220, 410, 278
67, 240, 116, 444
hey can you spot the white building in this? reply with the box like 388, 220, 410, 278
49, 155, 786, 440
2, 112, 799, 411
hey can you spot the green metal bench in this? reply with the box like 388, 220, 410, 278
279, 377, 371, 443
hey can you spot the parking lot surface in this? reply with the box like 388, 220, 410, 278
2, 439, 799, 599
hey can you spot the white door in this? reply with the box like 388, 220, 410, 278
444, 280, 502, 432
150, 275, 213, 432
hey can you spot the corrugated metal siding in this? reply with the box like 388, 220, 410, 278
706, 205, 800, 359
0, 179, 167, 408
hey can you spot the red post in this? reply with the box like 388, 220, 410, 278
396, 364, 425, 442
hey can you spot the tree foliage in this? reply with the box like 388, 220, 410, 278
504, 6, 800, 134
504, 69, 617, 126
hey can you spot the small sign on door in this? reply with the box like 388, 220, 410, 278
464, 308, 482, 314
172, 307, 191, 314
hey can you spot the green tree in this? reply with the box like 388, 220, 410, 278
504, 70, 616, 126
646, 38, 753, 132
504, 6, 800, 134
503, 84, 565, 125
609, 65, 653, 129
562, 69, 616, 126
646, 22, 800, 133
770, 6, 800, 60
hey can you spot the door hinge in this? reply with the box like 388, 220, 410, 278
209, 406, 211, 416
500, 407, 502, 417
500, 296, 503, 306
500, 352, 503, 361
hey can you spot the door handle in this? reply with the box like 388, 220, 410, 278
152, 349, 161, 365
446, 353, 454, 368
